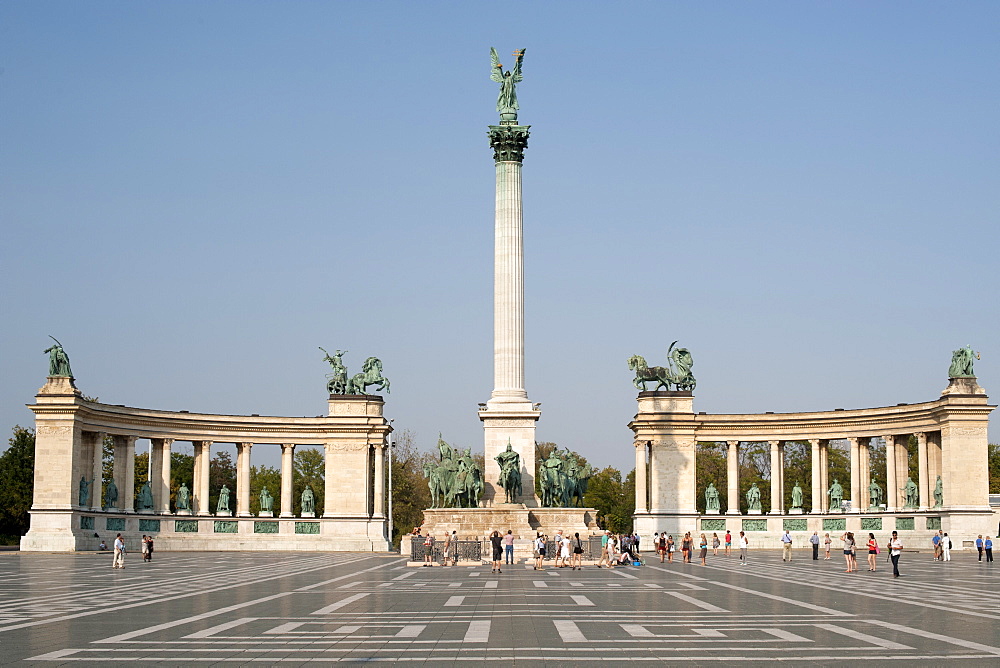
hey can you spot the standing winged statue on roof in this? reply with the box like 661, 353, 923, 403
490, 47, 525, 118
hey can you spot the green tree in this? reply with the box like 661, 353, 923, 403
293, 448, 324, 515
0, 426, 36, 540
133, 450, 149, 501
695, 442, 727, 513
988, 443, 999, 494
389, 430, 431, 548
584, 466, 634, 534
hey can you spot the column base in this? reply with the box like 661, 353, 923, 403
725, 510, 742, 515
215, 511, 233, 517
788, 508, 803, 514
702, 509, 720, 515
301, 512, 316, 518
176, 509, 192, 516
258, 511, 273, 517
279, 512, 294, 518
747, 509, 762, 515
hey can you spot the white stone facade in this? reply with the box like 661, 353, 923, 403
21, 377, 391, 552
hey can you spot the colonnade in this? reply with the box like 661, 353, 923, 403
77, 433, 388, 519
633, 432, 945, 515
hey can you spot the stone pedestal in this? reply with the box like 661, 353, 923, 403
301, 512, 315, 518
215, 510, 232, 517
479, 404, 540, 506
747, 509, 762, 515
419, 506, 598, 541
789, 508, 803, 514
258, 511, 273, 518
176, 509, 191, 516
703, 509, 720, 515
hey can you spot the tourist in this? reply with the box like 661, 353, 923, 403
712, 533, 720, 556
823, 532, 832, 560
984, 536, 993, 563
682, 532, 692, 563
866, 533, 879, 572
724, 530, 732, 556
666, 535, 675, 563
888, 530, 903, 578
503, 530, 515, 565
634, 532, 641, 553
975, 535, 984, 561
780, 530, 793, 562
553, 530, 565, 567
98, 539, 107, 551
941, 532, 952, 562
699, 533, 708, 566
112, 533, 125, 569
932, 530, 943, 561
607, 534, 618, 569
571, 532, 584, 570
489, 530, 503, 573
842, 532, 857, 572
534, 533, 546, 571
443, 530, 454, 567
597, 530, 610, 568
140, 535, 149, 562
422, 533, 434, 566
738, 531, 749, 565
146, 535, 154, 562
810, 531, 820, 560
559, 532, 572, 568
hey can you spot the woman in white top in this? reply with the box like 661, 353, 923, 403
738, 532, 749, 565
559, 533, 572, 567
607, 535, 618, 569
941, 532, 952, 562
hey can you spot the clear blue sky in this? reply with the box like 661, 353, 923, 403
2, 2, 997, 471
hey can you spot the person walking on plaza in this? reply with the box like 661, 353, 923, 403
140, 535, 149, 562
657, 533, 667, 563
503, 530, 515, 565
490, 530, 503, 573
699, 533, 708, 566
738, 531, 749, 565
781, 530, 793, 562
666, 535, 675, 563
932, 530, 943, 561
985, 536, 994, 563
443, 531, 454, 567
889, 531, 903, 578
866, 533, 879, 572
941, 532, 952, 562
112, 533, 125, 569
146, 535, 154, 562
976, 535, 984, 561
559, 532, 572, 568
725, 530, 732, 557
824, 533, 832, 560
534, 533, 546, 571
712, 533, 720, 556
596, 530, 610, 568
682, 532, 693, 563
842, 532, 857, 572
422, 533, 435, 566
810, 531, 820, 560
571, 532, 584, 570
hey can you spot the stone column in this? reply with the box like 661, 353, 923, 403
148, 439, 161, 510
634, 441, 648, 514
916, 432, 929, 510
159, 438, 173, 514
726, 441, 740, 514
778, 442, 786, 509
90, 432, 105, 512
819, 441, 829, 512
323, 443, 337, 517
195, 441, 212, 516
280, 443, 295, 518
236, 442, 253, 517
648, 445, 660, 513
768, 440, 781, 514
883, 435, 897, 512
121, 436, 137, 513
848, 437, 861, 513
859, 439, 871, 511
109, 433, 126, 510
809, 439, 822, 513
372, 443, 386, 519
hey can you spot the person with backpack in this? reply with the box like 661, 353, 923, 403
422, 533, 435, 566
941, 532, 952, 562
866, 533, 879, 572
571, 532, 584, 570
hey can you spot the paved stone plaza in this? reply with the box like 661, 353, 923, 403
0, 549, 997, 664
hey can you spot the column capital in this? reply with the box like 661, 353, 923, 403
488, 124, 530, 162
768, 439, 781, 448
726, 440, 739, 447
915, 431, 927, 443
281, 443, 296, 452
808, 438, 821, 446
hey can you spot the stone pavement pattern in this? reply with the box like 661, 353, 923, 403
1, 550, 997, 664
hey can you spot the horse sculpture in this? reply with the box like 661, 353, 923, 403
628, 341, 696, 391
347, 356, 390, 394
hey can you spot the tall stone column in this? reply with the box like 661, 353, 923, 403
809, 439, 822, 513
159, 438, 173, 514
916, 432, 929, 510
819, 440, 829, 512
121, 436, 137, 513
236, 442, 253, 517
848, 437, 861, 513
768, 440, 781, 514
726, 441, 740, 514
148, 438, 161, 508
90, 432, 105, 512
859, 439, 871, 511
372, 444, 386, 519
109, 433, 126, 510
648, 445, 660, 513
634, 441, 649, 514
280, 443, 295, 518
883, 435, 897, 512
480, 122, 540, 506
323, 443, 337, 517
194, 441, 212, 516
778, 442, 786, 509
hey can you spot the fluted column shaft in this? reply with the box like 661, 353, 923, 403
492, 159, 527, 400
280, 443, 295, 518
849, 437, 862, 513
726, 441, 740, 514
768, 441, 781, 514
916, 432, 929, 510
90, 432, 105, 512
635, 442, 648, 513
237, 442, 253, 517
809, 439, 822, 513
195, 441, 212, 515
373, 444, 385, 518
122, 436, 137, 513
159, 439, 173, 514
883, 435, 897, 511
819, 441, 829, 512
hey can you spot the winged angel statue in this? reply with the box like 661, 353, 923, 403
490, 47, 525, 119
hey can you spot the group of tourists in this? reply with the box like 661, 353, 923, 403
651, 531, 716, 565
530, 530, 588, 571
109, 533, 155, 569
